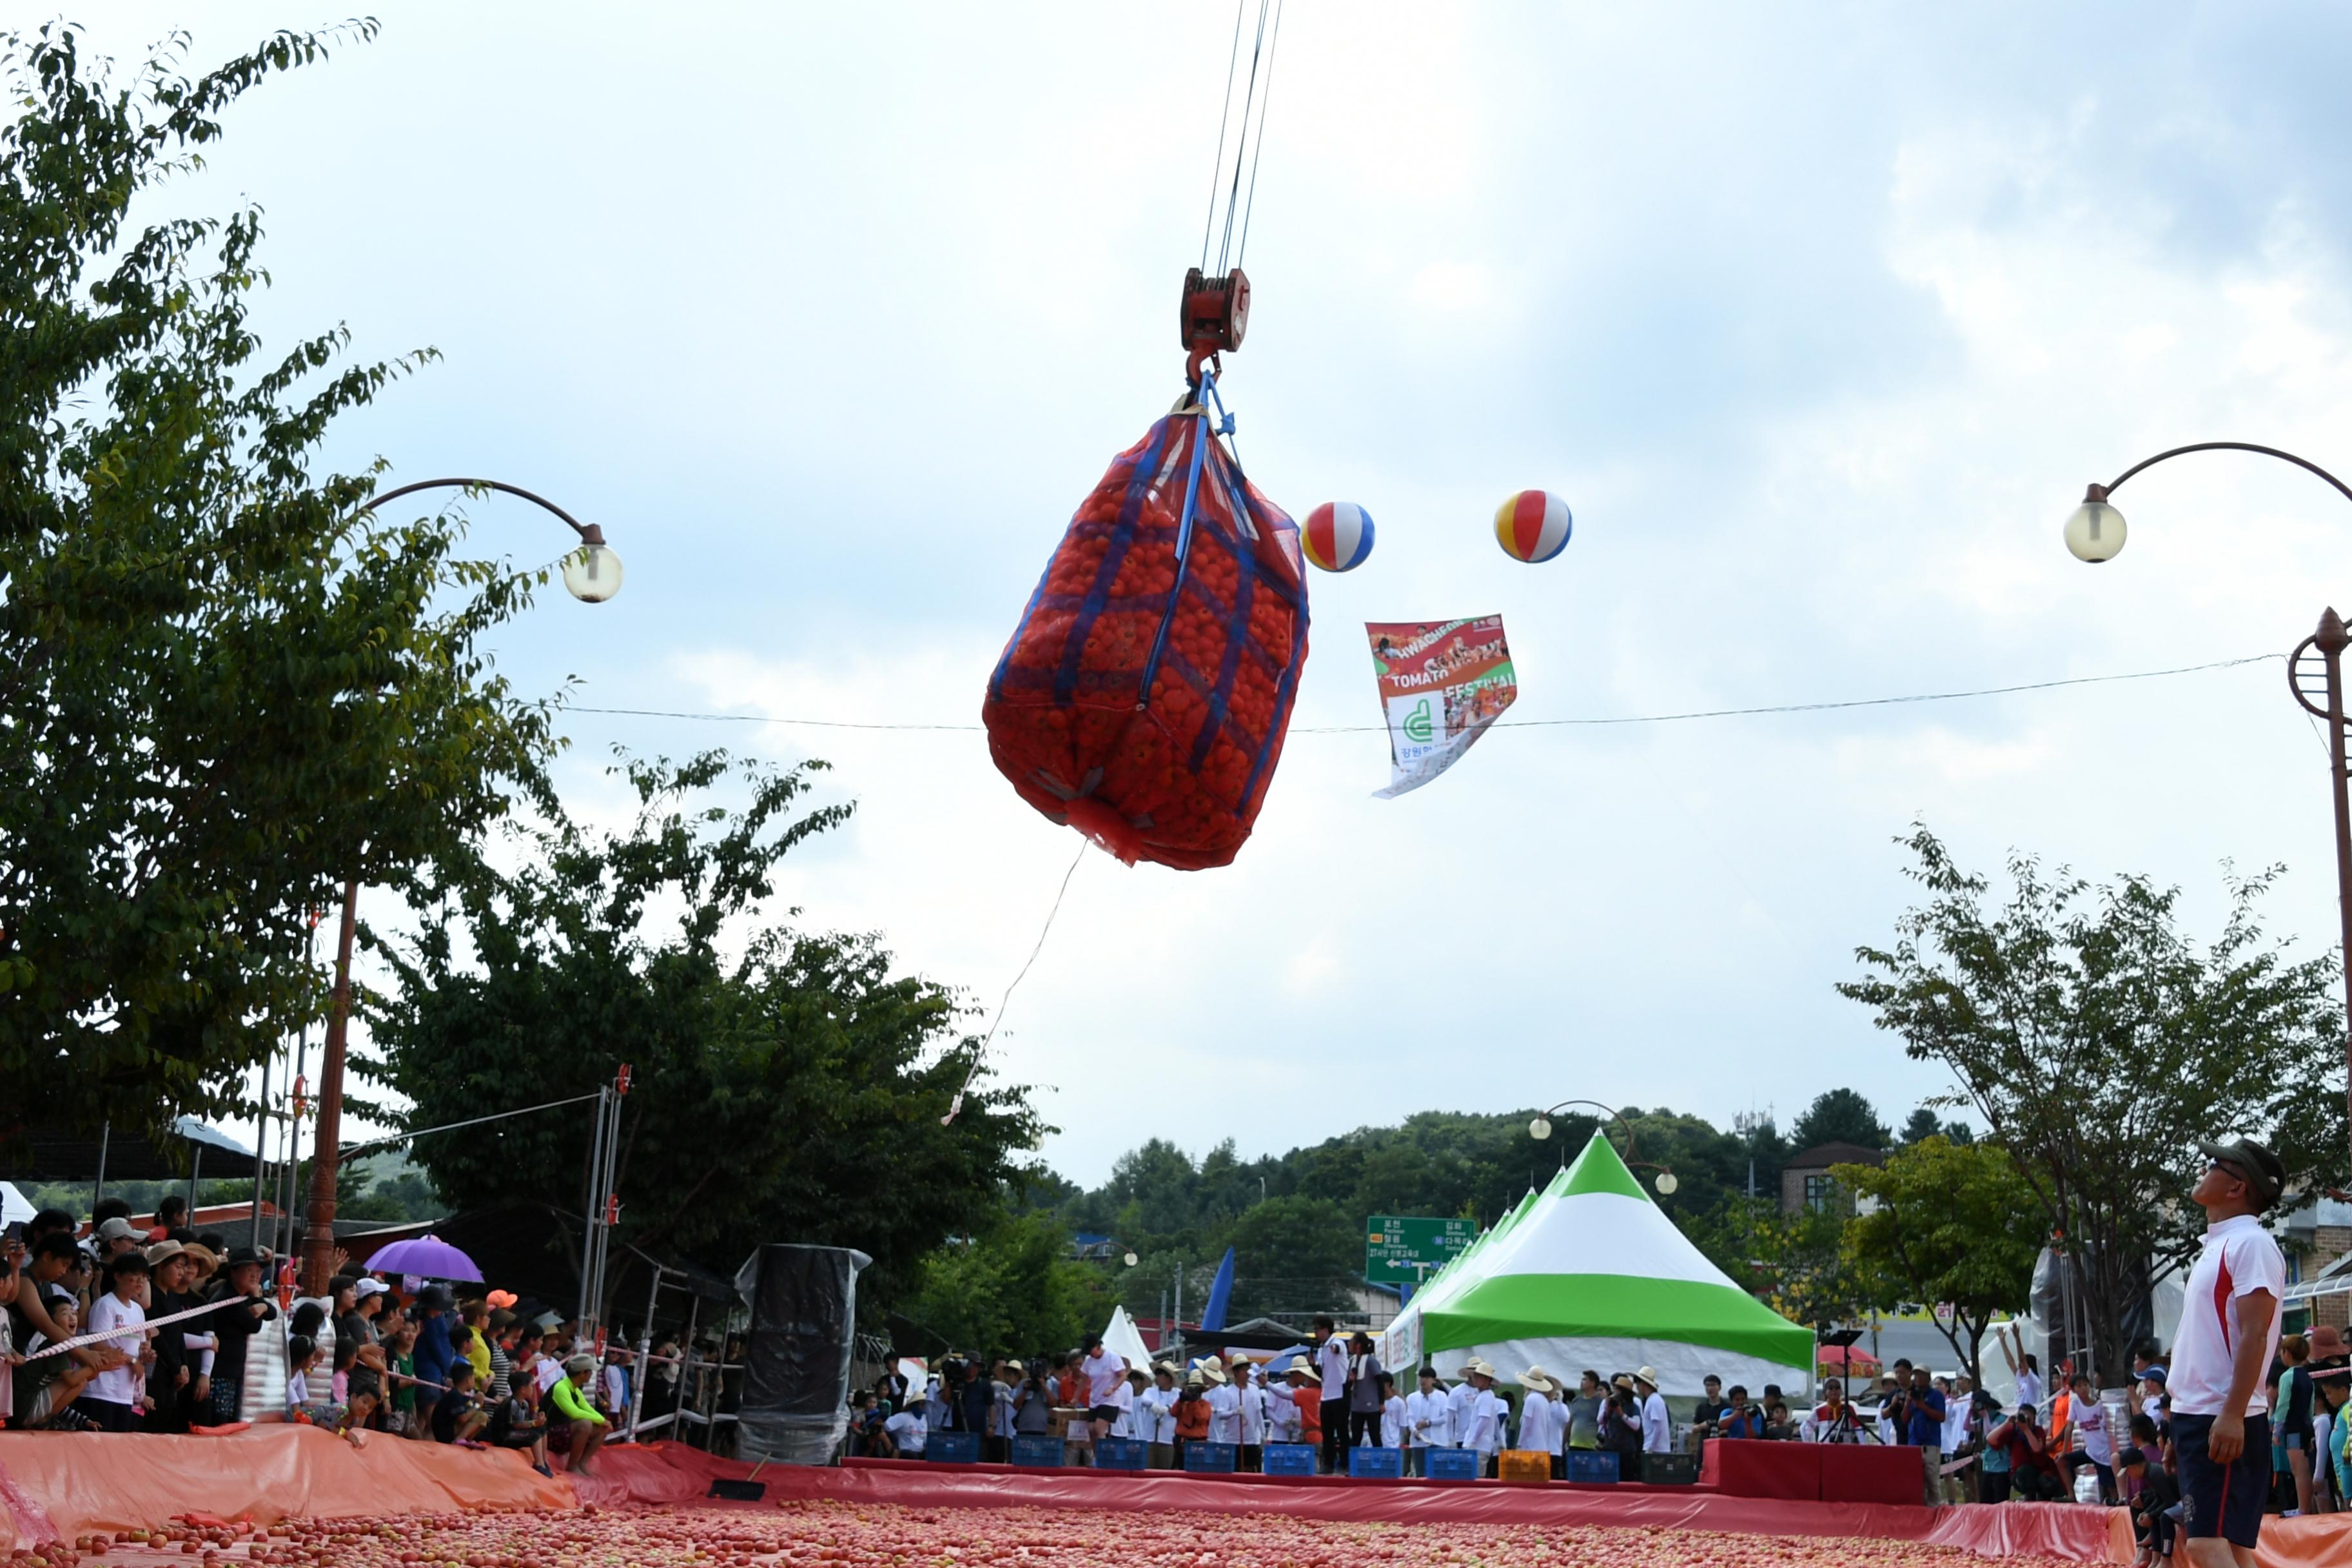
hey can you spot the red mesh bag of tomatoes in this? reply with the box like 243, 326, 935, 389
983, 398, 1310, 870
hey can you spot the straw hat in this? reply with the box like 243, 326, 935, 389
1520, 1366, 1561, 1395
144, 1239, 188, 1267
179, 1242, 220, 1276
1186, 1372, 1206, 1389
1634, 1366, 1661, 1389
1287, 1365, 1320, 1384
1200, 1361, 1230, 1386
1467, 1358, 1498, 1380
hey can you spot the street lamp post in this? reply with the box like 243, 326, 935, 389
1527, 1099, 1680, 1195
301, 478, 621, 1297
2064, 442, 2352, 1178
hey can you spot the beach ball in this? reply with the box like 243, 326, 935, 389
1301, 501, 1376, 573
1494, 489, 1573, 563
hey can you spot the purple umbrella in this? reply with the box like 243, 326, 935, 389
364, 1234, 483, 1284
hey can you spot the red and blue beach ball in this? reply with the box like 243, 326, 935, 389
1301, 501, 1375, 573
1493, 489, 1572, 563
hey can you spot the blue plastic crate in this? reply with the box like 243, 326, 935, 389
1010, 1433, 1064, 1468
1348, 1446, 1405, 1479
1182, 1440, 1239, 1473
1563, 1449, 1620, 1484
1094, 1437, 1149, 1471
923, 1431, 983, 1464
1423, 1446, 1481, 1483
1262, 1442, 1318, 1476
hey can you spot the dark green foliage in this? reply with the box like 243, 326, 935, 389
1788, 1089, 1892, 1152
360, 752, 1044, 1302
0, 22, 555, 1148
899, 1210, 1113, 1359
1839, 826, 2348, 1375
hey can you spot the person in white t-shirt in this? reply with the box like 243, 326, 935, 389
1379, 1373, 1406, 1449
1231, 1357, 1266, 1470
1403, 1364, 1452, 1474
1079, 1334, 1130, 1443
1518, 1367, 1565, 1478
1457, 1362, 1505, 1472
1139, 1366, 1179, 1467
1312, 1317, 1351, 1474
1635, 1367, 1672, 1455
1203, 1360, 1242, 1444
2170, 1135, 2286, 1567
1997, 1324, 2045, 1420
883, 1404, 927, 1455
77, 1251, 152, 1431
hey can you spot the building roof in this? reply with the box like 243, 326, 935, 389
1784, 1142, 1886, 1170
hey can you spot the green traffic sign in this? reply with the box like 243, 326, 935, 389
1364, 1214, 1478, 1284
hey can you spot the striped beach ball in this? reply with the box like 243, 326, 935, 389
1301, 501, 1376, 573
1493, 489, 1573, 563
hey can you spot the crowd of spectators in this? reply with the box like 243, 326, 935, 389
0, 1197, 721, 1482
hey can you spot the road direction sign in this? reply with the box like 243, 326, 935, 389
1364, 1215, 1477, 1285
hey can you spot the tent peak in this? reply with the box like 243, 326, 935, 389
1560, 1130, 1649, 1201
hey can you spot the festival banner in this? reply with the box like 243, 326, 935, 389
1364, 616, 1516, 798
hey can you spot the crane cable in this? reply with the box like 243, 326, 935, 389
1200, 0, 1287, 276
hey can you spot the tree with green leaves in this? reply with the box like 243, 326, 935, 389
361, 752, 1044, 1306
900, 1209, 1113, 1359
1788, 1089, 1892, 1152
1839, 827, 2347, 1377
1832, 1136, 2038, 1383
0, 22, 555, 1150
1686, 1195, 1872, 1330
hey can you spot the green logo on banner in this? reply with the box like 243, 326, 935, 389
1403, 698, 1435, 744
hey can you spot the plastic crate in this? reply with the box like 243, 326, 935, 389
1497, 1449, 1552, 1484
1262, 1443, 1318, 1476
924, 1431, 983, 1464
1424, 1447, 1482, 1483
1182, 1440, 1239, 1473
1563, 1449, 1620, 1484
1093, 1437, 1149, 1471
1010, 1434, 1064, 1468
1348, 1446, 1405, 1479
1640, 1452, 1699, 1485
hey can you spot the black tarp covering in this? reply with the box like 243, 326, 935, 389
734, 1242, 870, 1464
3, 1118, 259, 1182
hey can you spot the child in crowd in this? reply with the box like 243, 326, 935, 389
431, 1359, 489, 1444
488, 1368, 553, 1476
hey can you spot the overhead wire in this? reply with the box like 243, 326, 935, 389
940, 836, 1088, 1125
564, 651, 2278, 736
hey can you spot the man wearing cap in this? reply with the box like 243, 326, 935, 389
1079, 1332, 1129, 1447
1634, 1367, 1671, 1455
92, 1216, 146, 1260
2170, 1135, 2286, 1567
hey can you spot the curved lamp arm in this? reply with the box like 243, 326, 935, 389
355, 476, 608, 547
2085, 442, 2352, 508
1527, 1099, 1679, 1193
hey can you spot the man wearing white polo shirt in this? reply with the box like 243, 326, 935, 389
2170, 1136, 2286, 1568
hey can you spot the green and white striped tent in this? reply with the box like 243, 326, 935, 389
1380, 1133, 1812, 1398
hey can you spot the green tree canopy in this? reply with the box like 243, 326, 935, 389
1788, 1089, 1891, 1152
360, 752, 1044, 1304
1833, 1136, 2038, 1383
1839, 827, 2347, 1376
899, 1209, 1112, 1361
0, 23, 556, 1148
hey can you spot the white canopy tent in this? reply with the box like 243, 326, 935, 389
1384, 1133, 1813, 1398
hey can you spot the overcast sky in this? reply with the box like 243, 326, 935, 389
72, 3, 2352, 1188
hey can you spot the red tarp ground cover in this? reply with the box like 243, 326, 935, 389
0, 1426, 569, 1549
